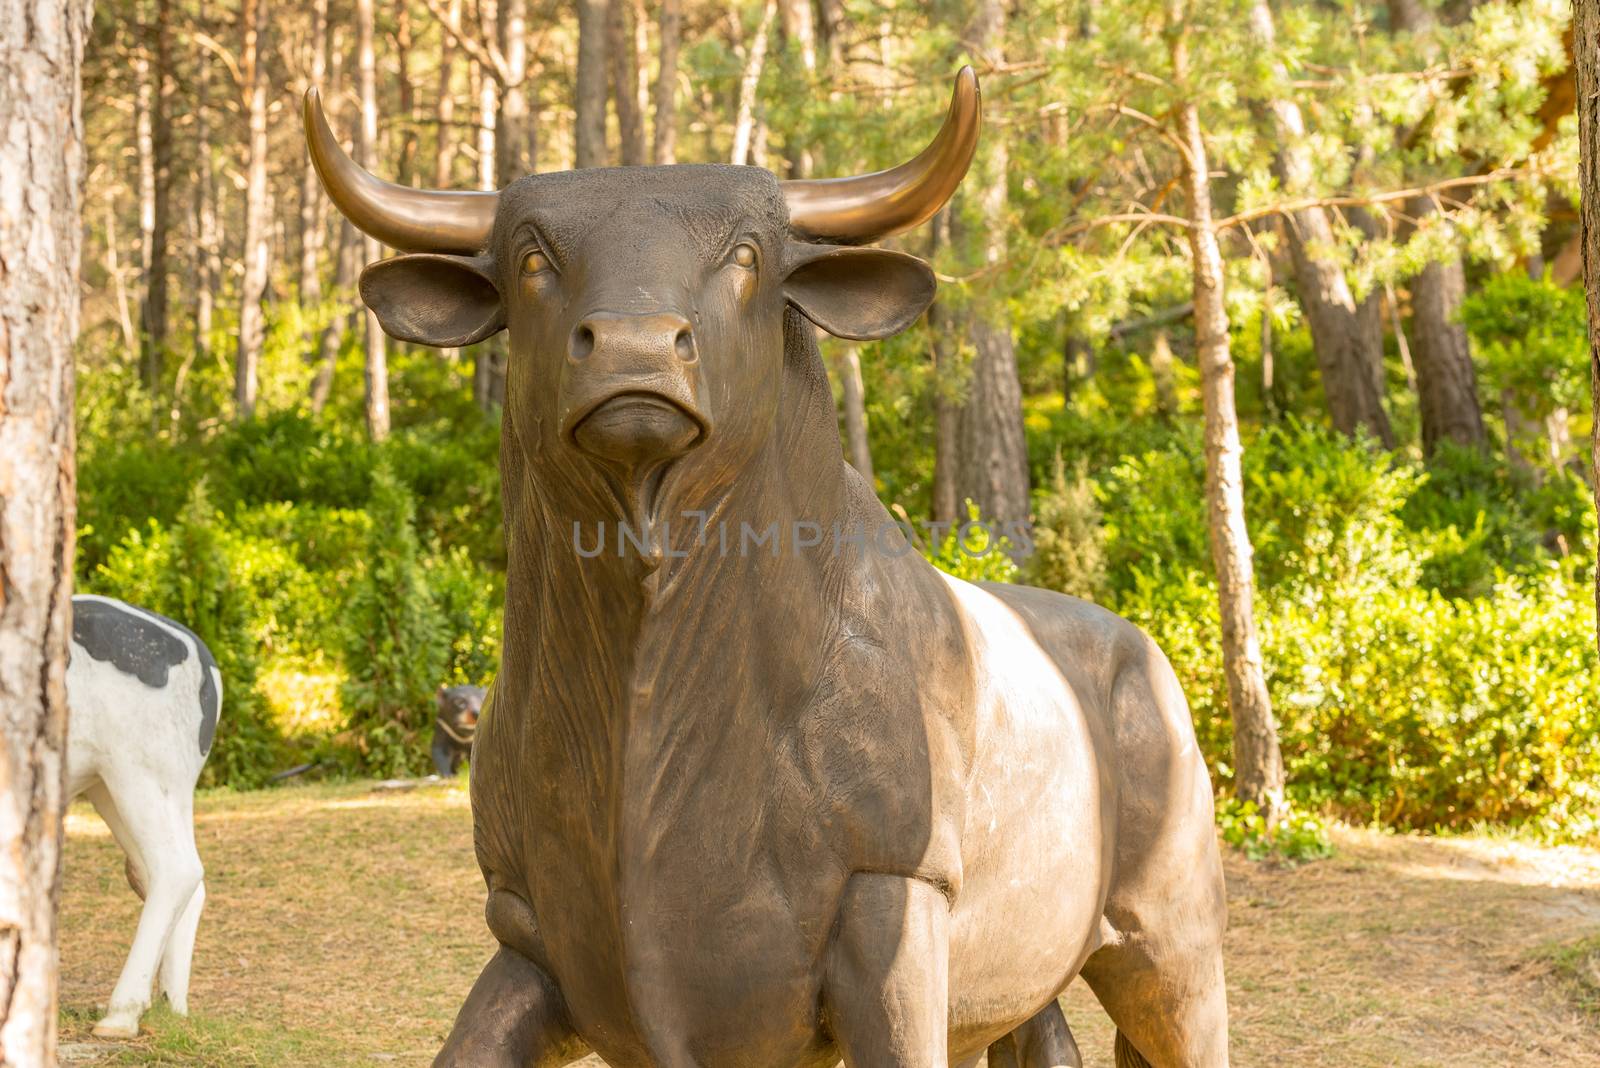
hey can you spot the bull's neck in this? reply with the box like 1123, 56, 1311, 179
499, 314, 862, 751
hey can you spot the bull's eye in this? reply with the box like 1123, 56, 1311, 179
521, 250, 552, 276
730, 242, 758, 270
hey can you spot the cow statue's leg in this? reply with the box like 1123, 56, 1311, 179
90, 771, 204, 1037
987, 1000, 1082, 1068
157, 877, 206, 1014
823, 874, 949, 1068
433, 946, 588, 1068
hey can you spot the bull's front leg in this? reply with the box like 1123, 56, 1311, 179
433, 946, 587, 1068
823, 873, 950, 1068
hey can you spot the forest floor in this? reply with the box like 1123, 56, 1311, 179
56, 779, 1600, 1067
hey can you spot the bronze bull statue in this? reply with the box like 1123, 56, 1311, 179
305, 68, 1229, 1068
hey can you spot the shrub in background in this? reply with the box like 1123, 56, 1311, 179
1023, 452, 1108, 602
91, 482, 284, 787
338, 461, 448, 777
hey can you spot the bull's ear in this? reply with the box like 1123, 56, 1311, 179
359, 253, 505, 347
782, 245, 936, 341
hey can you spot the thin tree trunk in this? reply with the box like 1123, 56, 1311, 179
473, 58, 499, 411
609, 0, 645, 165
830, 345, 874, 483
1388, 0, 1487, 456
1248, 0, 1393, 448
299, 0, 330, 316
142, 0, 173, 387
652, 0, 679, 164
358, 0, 389, 438
575, 0, 609, 168
236, 0, 271, 420
0, 0, 84, 1055
105, 188, 139, 354
929, 210, 959, 526
1173, 17, 1285, 823
1577, 0, 1600, 651
1405, 199, 1489, 454
435, 0, 461, 186
194, 1, 219, 364
495, 0, 532, 185
1150, 328, 1178, 418
311, 220, 358, 412
396, 5, 419, 185
955, 0, 1030, 528
777, 0, 816, 177
730, 0, 777, 166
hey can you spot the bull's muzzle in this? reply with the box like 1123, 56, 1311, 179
560, 311, 708, 466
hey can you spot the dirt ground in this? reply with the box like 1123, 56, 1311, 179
56, 780, 1600, 1067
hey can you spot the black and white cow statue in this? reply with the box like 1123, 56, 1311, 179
66, 595, 221, 1038
431, 684, 483, 777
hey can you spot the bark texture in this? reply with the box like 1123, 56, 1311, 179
1577, 0, 1600, 652
1249, 0, 1393, 448
1388, 0, 1488, 455
831, 346, 874, 484
609, 0, 646, 166
955, 0, 1031, 528
1406, 198, 1489, 455
0, 0, 84, 1058
652, 0, 680, 164
575, 0, 609, 168
236, 0, 271, 419
1173, 27, 1286, 821
357, 0, 390, 438
141, 0, 173, 385
494, 0, 532, 185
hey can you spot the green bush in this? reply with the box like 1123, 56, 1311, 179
1023, 452, 1107, 601
338, 461, 448, 777
1215, 798, 1333, 864
90, 483, 285, 787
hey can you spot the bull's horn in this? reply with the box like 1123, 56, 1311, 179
781, 67, 980, 244
304, 87, 498, 253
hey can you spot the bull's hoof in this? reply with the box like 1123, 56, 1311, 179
91, 1012, 142, 1039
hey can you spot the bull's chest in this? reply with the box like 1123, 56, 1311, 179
518, 724, 850, 1068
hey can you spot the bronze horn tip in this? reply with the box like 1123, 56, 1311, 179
781, 66, 982, 245
303, 83, 498, 255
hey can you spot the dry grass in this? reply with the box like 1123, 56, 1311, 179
58, 781, 1600, 1066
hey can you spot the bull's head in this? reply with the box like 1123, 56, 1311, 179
304, 70, 978, 505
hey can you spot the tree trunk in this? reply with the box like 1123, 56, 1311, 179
495, 0, 532, 185
1405, 198, 1489, 454
829, 345, 874, 483
929, 212, 959, 526
575, 0, 609, 168
194, 0, 219, 364
435, 0, 462, 186
236, 0, 271, 420
311, 219, 358, 412
609, 0, 645, 165
1577, 0, 1600, 652
652, 0, 679, 164
955, 0, 1030, 529
1248, 0, 1393, 448
357, 0, 389, 438
299, 0, 330, 316
1173, 23, 1286, 823
1387, 0, 1487, 456
730, 0, 777, 166
0, 0, 84, 1056
396, 4, 419, 185
141, 0, 173, 387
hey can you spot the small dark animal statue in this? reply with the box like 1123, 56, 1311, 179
66, 596, 220, 1037
307, 68, 1229, 1068
433, 684, 485, 777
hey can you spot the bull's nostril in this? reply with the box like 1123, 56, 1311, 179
674, 328, 695, 362
570, 324, 596, 361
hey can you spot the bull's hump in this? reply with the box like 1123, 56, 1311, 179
71, 596, 221, 758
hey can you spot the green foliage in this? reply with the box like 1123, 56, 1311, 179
90, 483, 283, 787
922, 501, 1021, 583
1022, 452, 1107, 601
1460, 272, 1590, 421
1216, 798, 1334, 865
338, 462, 448, 778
